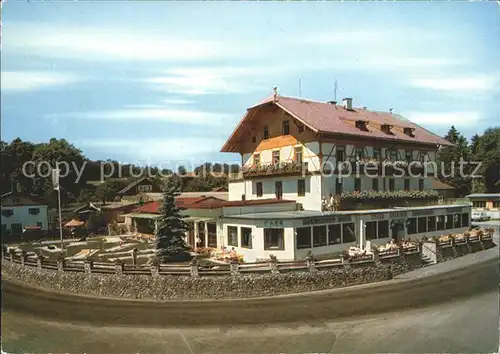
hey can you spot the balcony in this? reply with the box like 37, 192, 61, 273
241, 161, 308, 178
339, 189, 440, 210
333, 159, 427, 176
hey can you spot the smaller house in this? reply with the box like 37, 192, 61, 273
117, 178, 164, 202
1, 192, 49, 237
73, 201, 141, 225
430, 178, 457, 199
466, 193, 500, 219
123, 196, 296, 250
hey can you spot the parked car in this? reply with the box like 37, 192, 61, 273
471, 211, 491, 222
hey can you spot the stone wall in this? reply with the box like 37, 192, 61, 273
2, 260, 395, 300
2, 240, 495, 300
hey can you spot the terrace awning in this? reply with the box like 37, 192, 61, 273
184, 217, 215, 223
64, 219, 85, 228
125, 213, 162, 220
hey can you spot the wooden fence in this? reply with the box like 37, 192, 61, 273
2, 251, 380, 278
3, 234, 492, 278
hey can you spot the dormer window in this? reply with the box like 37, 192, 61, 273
282, 120, 290, 135
381, 124, 393, 135
355, 120, 369, 131
253, 153, 261, 166
404, 127, 415, 137
263, 125, 269, 140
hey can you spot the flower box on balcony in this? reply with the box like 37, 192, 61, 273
242, 161, 305, 177
340, 189, 439, 203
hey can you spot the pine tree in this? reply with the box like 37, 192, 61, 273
155, 179, 190, 262
437, 126, 472, 195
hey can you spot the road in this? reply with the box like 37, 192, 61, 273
2, 290, 498, 353
2, 223, 498, 353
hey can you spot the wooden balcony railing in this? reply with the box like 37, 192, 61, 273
241, 161, 308, 178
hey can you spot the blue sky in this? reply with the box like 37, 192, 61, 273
2, 1, 499, 170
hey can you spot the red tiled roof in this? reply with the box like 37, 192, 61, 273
222, 198, 295, 207
132, 197, 294, 214
221, 95, 452, 152
133, 201, 162, 214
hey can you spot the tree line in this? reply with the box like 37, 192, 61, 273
437, 126, 500, 195
0, 138, 239, 207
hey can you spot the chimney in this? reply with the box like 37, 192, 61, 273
273, 86, 278, 102
342, 97, 353, 110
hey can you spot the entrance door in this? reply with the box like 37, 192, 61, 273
207, 223, 217, 248
275, 181, 283, 200
187, 223, 195, 246
391, 220, 404, 242
197, 222, 205, 248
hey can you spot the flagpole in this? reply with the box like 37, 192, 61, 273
58, 184, 63, 252
53, 167, 64, 252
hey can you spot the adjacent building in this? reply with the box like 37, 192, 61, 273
1, 192, 49, 236
466, 193, 500, 219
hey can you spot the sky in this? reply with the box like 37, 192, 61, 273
2, 1, 499, 170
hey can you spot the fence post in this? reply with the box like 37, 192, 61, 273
20, 250, 26, 266
151, 259, 159, 278
269, 255, 279, 274
190, 257, 199, 277
57, 256, 65, 272
84, 259, 93, 275
115, 260, 124, 275
131, 248, 138, 266
36, 254, 43, 269
9, 250, 14, 262
230, 261, 239, 276
305, 255, 316, 273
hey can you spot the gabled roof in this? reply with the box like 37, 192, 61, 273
430, 178, 456, 190
133, 196, 227, 214
465, 193, 500, 199
221, 95, 452, 152
117, 178, 162, 195
132, 197, 294, 214
1, 192, 47, 207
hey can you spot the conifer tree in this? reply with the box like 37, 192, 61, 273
155, 179, 189, 262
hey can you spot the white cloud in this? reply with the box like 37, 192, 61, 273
78, 137, 224, 161
47, 108, 235, 126
146, 66, 268, 95
4, 22, 248, 62
1, 71, 80, 92
404, 111, 481, 126
410, 75, 500, 91
160, 98, 194, 105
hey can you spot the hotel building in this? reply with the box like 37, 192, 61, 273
128, 91, 471, 261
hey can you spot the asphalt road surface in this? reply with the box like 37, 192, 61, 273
2, 249, 499, 353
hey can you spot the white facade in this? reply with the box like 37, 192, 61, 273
1, 204, 49, 234
221, 205, 471, 262
231, 140, 439, 211
229, 175, 322, 211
